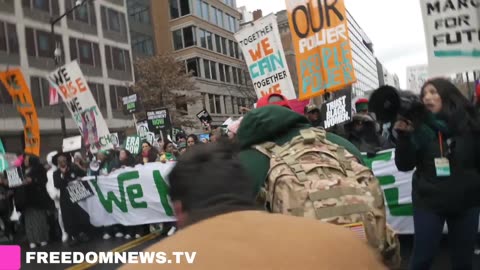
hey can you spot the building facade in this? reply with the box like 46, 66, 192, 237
0, 0, 134, 157
406, 64, 429, 94
276, 10, 379, 99
126, 0, 255, 132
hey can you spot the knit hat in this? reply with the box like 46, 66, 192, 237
256, 93, 291, 109
355, 98, 369, 112
304, 104, 320, 114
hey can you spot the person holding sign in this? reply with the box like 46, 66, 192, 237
53, 153, 91, 246
22, 155, 54, 249
394, 78, 480, 270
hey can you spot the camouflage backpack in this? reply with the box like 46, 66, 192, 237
254, 127, 401, 268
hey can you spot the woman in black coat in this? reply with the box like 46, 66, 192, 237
394, 78, 480, 270
53, 153, 91, 246
22, 155, 54, 249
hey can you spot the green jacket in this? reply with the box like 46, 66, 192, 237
237, 106, 364, 195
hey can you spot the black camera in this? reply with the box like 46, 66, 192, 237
368, 86, 427, 125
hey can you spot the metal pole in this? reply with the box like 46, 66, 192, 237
50, 0, 89, 138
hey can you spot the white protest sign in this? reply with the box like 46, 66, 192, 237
48, 61, 113, 151
66, 181, 94, 204
6, 167, 23, 188
78, 163, 176, 226
235, 13, 297, 100
63, 135, 82, 153
420, 0, 480, 76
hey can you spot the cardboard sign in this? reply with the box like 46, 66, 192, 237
122, 94, 139, 115
196, 109, 212, 124
146, 132, 156, 146
47, 61, 113, 151
125, 136, 141, 155
420, 0, 480, 76
0, 70, 41, 157
5, 167, 24, 188
63, 135, 82, 153
66, 181, 94, 204
321, 88, 352, 129
136, 120, 149, 140
147, 109, 171, 133
285, 0, 357, 100
110, 133, 120, 148
235, 14, 297, 100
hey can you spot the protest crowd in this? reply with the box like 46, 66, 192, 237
1, 0, 480, 269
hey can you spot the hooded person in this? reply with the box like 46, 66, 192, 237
45, 150, 68, 243
355, 98, 369, 115
344, 113, 394, 155
237, 93, 365, 196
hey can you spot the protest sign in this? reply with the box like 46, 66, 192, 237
196, 109, 212, 124
124, 136, 141, 155
146, 132, 156, 146
285, 0, 357, 100
48, 61, 113, 151
146, 108, 171, 133
420, 0, 480, 76
5, 167, 24, 188
135, 120, 149, 140
0, 70, 41, 157
199, 134, 210, 143
235, 14, 297, 100
321, 88, 352, 128
78, 163, 176, 226
63, 135, 82, 153
0, 139, 4, 154
122, 93, 139, 115
66, 181, 94, 204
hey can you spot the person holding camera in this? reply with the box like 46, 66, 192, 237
394, 78, 480, 270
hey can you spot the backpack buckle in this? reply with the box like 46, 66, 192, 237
300, 129, 316, 144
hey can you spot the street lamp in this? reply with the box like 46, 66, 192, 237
50, 0, 90, 137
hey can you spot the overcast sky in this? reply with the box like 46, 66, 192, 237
236, 0, 428, 88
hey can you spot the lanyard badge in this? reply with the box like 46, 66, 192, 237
434, 132, 451, 177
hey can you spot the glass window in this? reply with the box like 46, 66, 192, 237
216, 9, 223, 27
237, 68, 243, 85
229, 40, 235, 57
3, 23, 17, 54
93, 43, 101, 67
180, 0, 190, 16
206, 31, 213, 50
221, 37, 227, 55
215, 95, 221, 114
199, 29, 206, 49
210, 6, 216, 24
215, 35, 221, 53
234, 42, 239, 59
232, 67, 238, 84
109, 86, 118, 110
186, 58, 199, 77
33, 0, 49, 12
183, 26, 195, 48
209, 94, 216, 113
75, 4, 89, 23
231, 96, 236, 114
30, 77, 42, 107
78, 39, 93, 65
195, 0, 201, 17
218, 63, 225, 82
173, 29, 183, 50
108, 9, 121, 32
37, 30, 51, 58
204, 59, 211, 79
105, 45, 112, 69
201, 2, 209, 20
169, 0, 179, 19
112, 47, 125, 71
225, 65, 231, 83
210, 61, 217, 80
0, 81, 13, 104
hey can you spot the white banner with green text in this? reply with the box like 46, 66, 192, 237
78, 163, 177, 227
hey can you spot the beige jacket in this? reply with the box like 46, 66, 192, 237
120, 211, 386, 270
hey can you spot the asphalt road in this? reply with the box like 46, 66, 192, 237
2, 230, 480, 269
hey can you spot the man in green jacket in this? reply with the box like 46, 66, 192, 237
237, 96, 364, 195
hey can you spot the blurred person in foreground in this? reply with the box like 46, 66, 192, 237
394, 78, 480, 270
304, 104, 322, 127
120, 142, 385, 270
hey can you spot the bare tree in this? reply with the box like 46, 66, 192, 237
132, 54, 199, 128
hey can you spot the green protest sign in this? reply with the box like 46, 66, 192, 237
124, 136, 141, 155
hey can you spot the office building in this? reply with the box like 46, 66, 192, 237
126, 0, 256, 131
406, 64, 429, 94
376, 58, 401, 89
0, 0, 134, 156
276, 10, 379, 99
